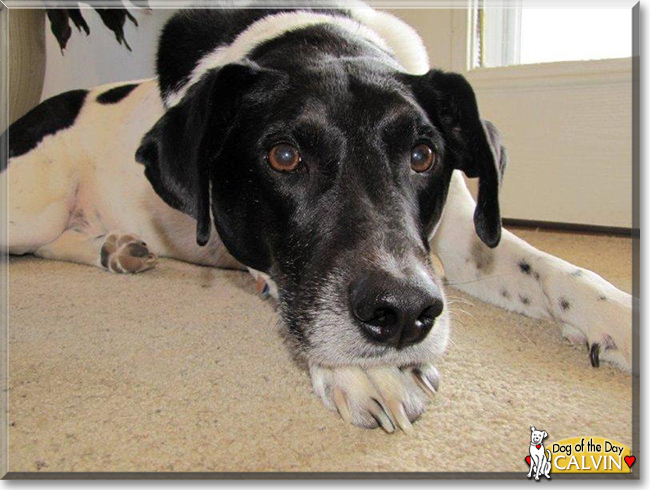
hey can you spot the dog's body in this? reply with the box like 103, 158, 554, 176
528, 427, 552, 480
1, 4, 632, 432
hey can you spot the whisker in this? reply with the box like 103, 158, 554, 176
448, 307, 478, 326
446, 296, 476, 308
445, 272, 517, 287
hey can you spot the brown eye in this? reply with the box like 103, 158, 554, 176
268, 144, 301, 172
410, 144, 435, 172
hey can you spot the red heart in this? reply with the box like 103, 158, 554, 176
525, 456, 531, 466
624, 456, 636, 468
536, 445, 541, 449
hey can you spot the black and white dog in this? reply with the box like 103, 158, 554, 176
1, 4, 631, 433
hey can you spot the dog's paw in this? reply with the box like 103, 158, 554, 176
247, 267, 279, 299
560, 290, 632, 372
310, 363, 439, 433
100, 231, 157, 274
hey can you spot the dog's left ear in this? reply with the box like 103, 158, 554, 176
404, 69, 504, 248
136, 63, 263, 246
542, 431, 548, 439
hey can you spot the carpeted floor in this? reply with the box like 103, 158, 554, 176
7, 227, 633, 474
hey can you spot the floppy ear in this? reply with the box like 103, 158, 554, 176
136, 63, 261, 246
542, 431, 548, 439
482, 119, 508, 187
406, 70, 504, 248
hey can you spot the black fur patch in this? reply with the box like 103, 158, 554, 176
560, 298, 571, 311
518, 260, 532, 275
96, 83, 139, 104
598, 295, 607, 301
471, 240, 494, 274
500, 289, 510, 299
570, 269, 583, 277
519, 294, 531, 305
156, 7, 352, 102
1, 89, 88, 164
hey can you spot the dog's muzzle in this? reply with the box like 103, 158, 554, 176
349, 270, 444, 349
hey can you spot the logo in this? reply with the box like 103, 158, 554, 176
525, 429, 636, 476
526, 426, 552, 480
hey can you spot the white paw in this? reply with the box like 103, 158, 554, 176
310, 363, 439, 433
561, 290, 632, 372
596, 294, 633, 371
100, 231, 157, 274
247, 267, 279, 299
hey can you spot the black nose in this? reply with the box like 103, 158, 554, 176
349, 271, 444, 348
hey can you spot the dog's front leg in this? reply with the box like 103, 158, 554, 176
533, 456, 542, 480
432, 172, 632, 371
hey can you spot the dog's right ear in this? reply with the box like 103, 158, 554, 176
136, 63, 263, 246
530, 426, 536, 432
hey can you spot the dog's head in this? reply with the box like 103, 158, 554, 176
530, 426, 548, 445
137, 53, 505, 367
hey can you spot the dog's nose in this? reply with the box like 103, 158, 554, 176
349, 271, 444, 348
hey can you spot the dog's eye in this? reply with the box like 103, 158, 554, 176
268, 144, 301, 172
410, 144, 435, 172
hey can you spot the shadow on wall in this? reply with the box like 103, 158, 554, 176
41, 8, 176, 101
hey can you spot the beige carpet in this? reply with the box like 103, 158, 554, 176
6, 227, 633, 474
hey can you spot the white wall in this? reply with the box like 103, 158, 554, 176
41, 8, 176, 101
388, 8, 455, 70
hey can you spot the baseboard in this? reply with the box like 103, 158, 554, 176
502, 218, 637, 238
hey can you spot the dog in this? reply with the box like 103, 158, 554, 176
1, 2, 632, 433
528, 427, 552, 480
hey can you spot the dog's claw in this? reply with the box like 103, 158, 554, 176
311, 364, 434, 432
366, 398, 395, 433
411, 367, 438, 399
256, 276, 270, 298
387, 400, 414, 435
430, 368, 440, 391
331, 386, 351, 424
590, 343, 601, 368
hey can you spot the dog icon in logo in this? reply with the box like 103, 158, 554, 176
527, 426, 552, 480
